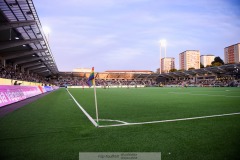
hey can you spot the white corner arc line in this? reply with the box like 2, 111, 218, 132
98, 112, 240, 128
66, 89, 98, 127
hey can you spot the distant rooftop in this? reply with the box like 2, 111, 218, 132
105, 70, 153, 73
224, 43, 240, 49
200, 55, 215, 56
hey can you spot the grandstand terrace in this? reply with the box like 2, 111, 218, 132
1, 1, 240, 160
0, 0, 239, 87
0, 0, 239, 86
55, 70, 157, 87
0, 0, 58, 74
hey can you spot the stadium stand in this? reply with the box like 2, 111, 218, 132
0, 0, 239, 88
0, 0, 58, 78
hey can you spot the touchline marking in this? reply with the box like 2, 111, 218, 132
66, 89, 98, 127
98, 112, 240, 128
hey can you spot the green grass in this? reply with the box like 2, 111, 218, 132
0, 87, 240, 160
70, 87, 240, 123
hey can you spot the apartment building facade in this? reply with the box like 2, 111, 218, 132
161, 57, 175, 73
224, 43, 240, 64
179, 50, 200, 70
200, 55, 215, 67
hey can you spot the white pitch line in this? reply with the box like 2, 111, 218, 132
192, 94, 240, 98
95, 119, 129, 124
66, 89, 98, 127
98, 112, 240, 128
169, 92, 240, 98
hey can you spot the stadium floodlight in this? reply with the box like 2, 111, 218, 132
160, 39, 166, 47
159, 39, 167, 74
42, 26, 50, 35
160, 39, 167, 57
42, 26, 51, 42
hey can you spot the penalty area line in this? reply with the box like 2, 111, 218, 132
66, 89, 98, 127
98, 112, 240, 128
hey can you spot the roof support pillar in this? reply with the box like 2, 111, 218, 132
0, 58, 6, 67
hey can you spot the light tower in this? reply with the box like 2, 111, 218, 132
42, 26, 51, 42
159, 39, 167, 74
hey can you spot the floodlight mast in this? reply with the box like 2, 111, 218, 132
164, 41, 167, 58
159, 39, 167, 74
160, 43, 162, 74
42, 26, 51, 42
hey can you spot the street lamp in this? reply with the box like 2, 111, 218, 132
159, 39, 167, 74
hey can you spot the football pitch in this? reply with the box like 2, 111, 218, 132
0, 87, 240, 160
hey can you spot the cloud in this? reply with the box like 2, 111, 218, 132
105, 48, 144, 62
36, 0, 150, 12
90, 35, 118, 46
34, 0, 240, 71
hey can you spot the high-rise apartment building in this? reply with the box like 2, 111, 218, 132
161, 57, 175, 73
179, 50, 200, 70
200, 55, 215, 67
224, 43, 240, 64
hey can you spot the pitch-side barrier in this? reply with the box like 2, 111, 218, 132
67, 85, 145, 89
0, 85, 59, 107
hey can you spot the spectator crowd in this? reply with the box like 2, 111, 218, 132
1, 64, 239, 87
56, 78, 157, 87
164, 79, 240, 87
0, 64, 52, 85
